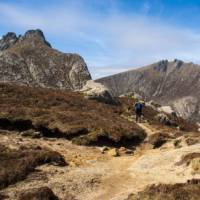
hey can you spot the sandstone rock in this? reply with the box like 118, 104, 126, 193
21, 130, 42, 138
80, 80, 116, 104
119, 147, 134, 155
191, 158, 200, 173
0, 29, 91, 90
158, 106, 174, 115
107, 148, 119, 157
119, 146, 127, 152
100, 146, 110, 153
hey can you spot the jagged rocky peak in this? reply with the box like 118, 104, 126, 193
0, 29, 51, 51
153, 59, 168, 72
20, 29, 51, 47
153, 59, 184, 73
0, 32, 18, 50
0, 29, 91, 90
173, 59, 183, 69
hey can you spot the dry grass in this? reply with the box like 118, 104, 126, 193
127, 180, 200, 200
0, 144, 66, 189
176, 152, 200, 166
17, 187, 59, 200
148, 132, 173, 148
0, 83, 145, 147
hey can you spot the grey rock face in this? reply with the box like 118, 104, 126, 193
0, 29, 91, 90
97, 59, 200, 122
21, 29, 52, 47
0, 32, 18, 50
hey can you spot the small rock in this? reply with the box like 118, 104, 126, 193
100, 146, 110, 153
191, 158, 200, 173
119, 147, 126, 152
21, 130, 42, 138
125, 149, 134, 154
107, 148, 119, 157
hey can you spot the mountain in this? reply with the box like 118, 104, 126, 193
97, 59, 200, 122
0, 29, 91, 90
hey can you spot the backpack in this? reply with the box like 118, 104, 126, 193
135, 103, 142, 110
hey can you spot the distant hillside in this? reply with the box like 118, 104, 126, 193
0, 29, 91, 90
97, 60, 200, 122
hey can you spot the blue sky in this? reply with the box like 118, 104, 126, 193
1, 0, 200, 78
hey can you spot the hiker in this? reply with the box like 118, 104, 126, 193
134, 100, 144, 122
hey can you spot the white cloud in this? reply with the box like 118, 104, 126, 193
0, 1, 200, 79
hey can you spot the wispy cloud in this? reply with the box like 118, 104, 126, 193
0, 1, 200, 78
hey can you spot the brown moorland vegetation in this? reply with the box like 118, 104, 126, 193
176, 152, 200, 166
127, 179, 200, 200
0, 144, 66, 189
0, 83, 146, 147
119, 97, 198, 132
17, 187, 60, 200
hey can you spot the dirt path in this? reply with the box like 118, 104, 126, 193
121, 114, 158, 137
1, 127, 200, 200
137, 122, 156, 136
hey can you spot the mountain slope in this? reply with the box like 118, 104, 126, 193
97, 60, 200, 122
0, 29, 91, 90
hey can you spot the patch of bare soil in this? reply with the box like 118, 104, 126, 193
1, 128, 200, 200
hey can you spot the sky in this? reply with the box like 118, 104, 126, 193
1, 0, 200, 79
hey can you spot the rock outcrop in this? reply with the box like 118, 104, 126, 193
80, 80, 116, 104
0, 32, 18, 50
97, 59, 200, 122
0, 29, 91, 90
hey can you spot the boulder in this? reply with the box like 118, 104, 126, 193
155, 113, 175, 126
191, 158, 200, 173
158, 106, 175, 115
146, 100, 159, 110
119, 147, 134, 155
100, 146, 110, 154
80, 80, 116, 104
107, 148, 119, 157
21, 130, 42, 138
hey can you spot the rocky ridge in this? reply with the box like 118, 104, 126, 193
0, 29, 91, 90
97, 59, 200, 122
